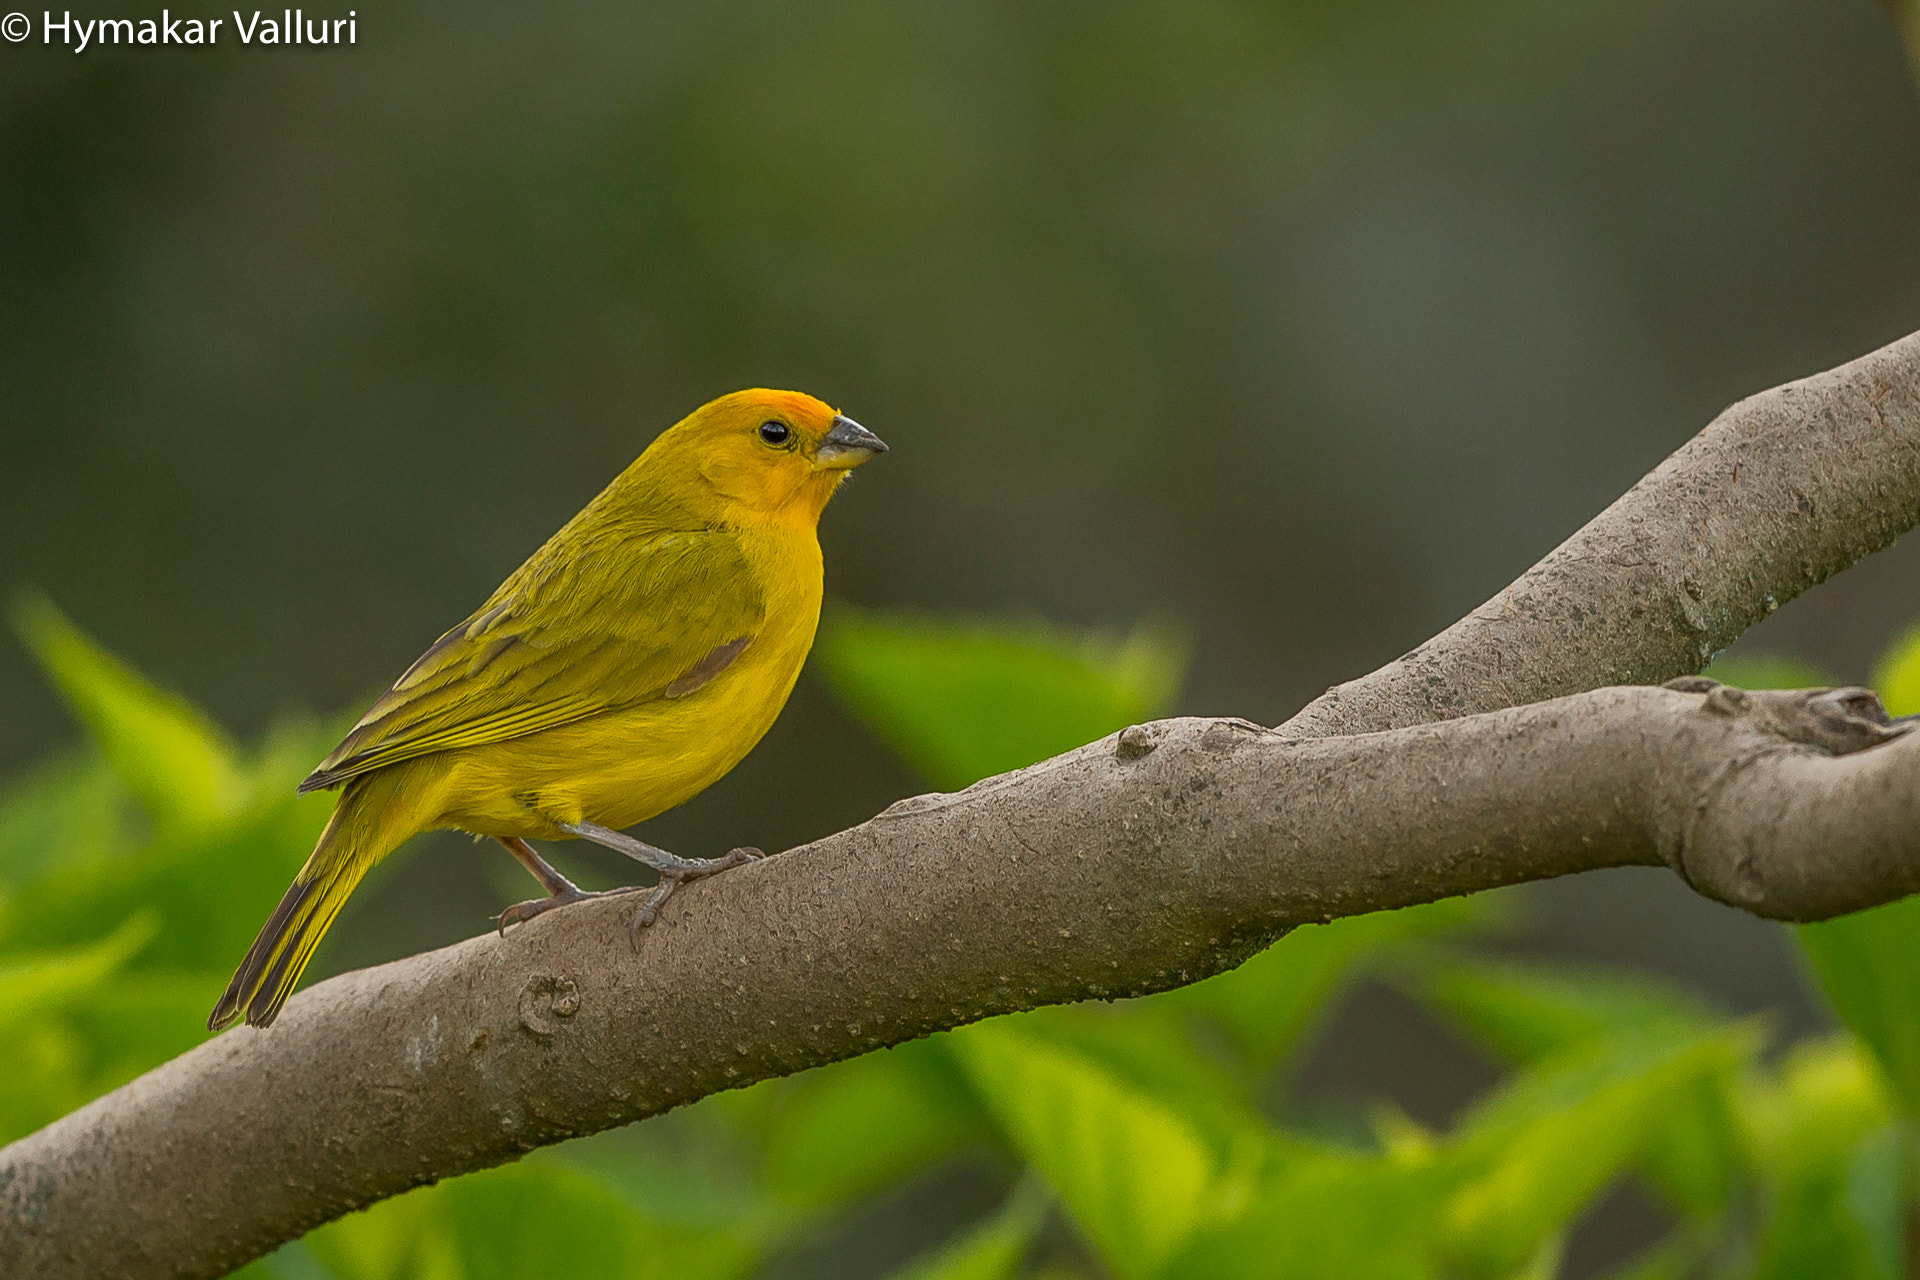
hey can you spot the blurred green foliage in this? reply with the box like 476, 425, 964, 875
815, 609, 1186, 793
4, 603, 1920, 1279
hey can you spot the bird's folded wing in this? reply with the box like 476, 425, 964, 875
298, 529, 766, 793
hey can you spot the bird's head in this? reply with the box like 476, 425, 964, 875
646, 388, 888, 527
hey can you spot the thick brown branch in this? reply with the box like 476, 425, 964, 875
6, 329, 1920, 1278
1282, 330, 1920, 737
4, 685, 1919, 1278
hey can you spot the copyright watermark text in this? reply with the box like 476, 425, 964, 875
3, 10, 358, 50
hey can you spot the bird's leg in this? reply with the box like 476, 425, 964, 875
494, 836, 641, 935
561, 821, 762, 935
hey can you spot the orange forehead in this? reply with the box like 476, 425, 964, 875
702, 388, 837, 430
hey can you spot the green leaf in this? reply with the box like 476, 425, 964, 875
1170, 897, 1488, 1067
295, 1177, 449, 1280
1749, 1106, 1901, 1280
1412, 957, 1718, 1066
0, 911, 158, 1037
1738, 1034, 1901, 1280
1000, 1003, 1267, 1153
1412, 959, 1746, 1219
65, 970, 229, 1093
1702, 652, 1837, 693
0, 1022, 92, 1148
1739, 1037, 1895, 1182
950, 1020, 1217, 1279
884, 1180, 1046, 1280
440, 1163, 754, 1280
237, 1241, 341, 1280
1163, 1146, 1452, 1280
1797, 897, 1920, 1112
1843, 1125, 1903, 1280
10, 591, 244, 838
0, 789, 335, 970
303, 1162, 756, 1280
0, 911, 161, 1142
1507, 1234, 1565, 1280
759, 1039, 989, 1210
1870, 618, 1920, 716
1747, 1119, 1903, 1280
0, 750, 134, 888
816, 608, 1186, 790
1442, 1027, 1749, 1278
546, 1104, 783, 1240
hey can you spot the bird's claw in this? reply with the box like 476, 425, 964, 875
497, 885, 638, 936
624, 847, 764, 945
628, 882, 673, 938
498, 895, 567, 936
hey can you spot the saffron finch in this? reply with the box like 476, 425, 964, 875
210, 390, 887, 1030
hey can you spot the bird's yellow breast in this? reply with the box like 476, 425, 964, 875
425, 525, 824, 841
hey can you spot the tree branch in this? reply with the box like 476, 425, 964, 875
4, 330, 1920, 1279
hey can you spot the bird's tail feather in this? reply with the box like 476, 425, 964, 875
209, 772, 405, 1031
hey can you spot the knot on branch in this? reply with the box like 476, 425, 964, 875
1115, 724, 1160, 759
1662, 678, 1911, 756
516, 973, 580, 1043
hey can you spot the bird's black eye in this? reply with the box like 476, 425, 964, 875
758, 421, 792, 446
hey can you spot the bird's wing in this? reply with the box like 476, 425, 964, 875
298, 528, 766, 793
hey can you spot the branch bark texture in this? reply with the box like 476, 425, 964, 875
5, 330, 1920, 1279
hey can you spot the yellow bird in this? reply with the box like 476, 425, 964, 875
210, 390, 887, 1031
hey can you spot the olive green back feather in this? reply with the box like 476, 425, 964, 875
300, 526, 766, 793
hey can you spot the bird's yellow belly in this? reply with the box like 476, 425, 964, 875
427, 639, 806, 840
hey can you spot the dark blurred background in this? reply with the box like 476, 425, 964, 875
3, 0, 1919, 1264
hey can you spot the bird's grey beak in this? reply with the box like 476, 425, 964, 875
816, 414, 889, 469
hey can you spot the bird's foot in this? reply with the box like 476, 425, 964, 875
554, 824, 763, 941
497, 884, 641, 936
626, 846, 763, 942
